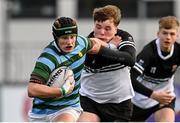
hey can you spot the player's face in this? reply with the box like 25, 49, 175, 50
57, 35, 76, 53
158, 28, 179, 52
94, 19, 117, 42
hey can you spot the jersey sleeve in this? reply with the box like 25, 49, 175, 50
130, 45, 153, 97
29, 46, 57, 84
98, 46, 135, 66
30, 61, 51, 84
98, 30, 136, 67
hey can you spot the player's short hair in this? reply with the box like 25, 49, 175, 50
159, 16, 179, 29
52, 17, 78, 39
93, 5, 121, 26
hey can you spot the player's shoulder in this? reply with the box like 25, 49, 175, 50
77, 35, 89, 43
140, 39, 156, 55
117, 29, 133, 37
117, 29, 134, 42
174, 42, 180, 56
44, 40, 55, 49
174, 41, 180, 49
42, 41, 62, 55
76, 35, 90, 50
143, 38, 155, 47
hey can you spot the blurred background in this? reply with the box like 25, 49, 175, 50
0, 0, 180, 121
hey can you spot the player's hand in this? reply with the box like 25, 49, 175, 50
109, 35, 122, 47
88, 38, 102, 54
150, 90, 175, 105
60, 75, 75, 97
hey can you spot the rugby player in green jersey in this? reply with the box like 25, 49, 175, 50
27, 17, 104, 122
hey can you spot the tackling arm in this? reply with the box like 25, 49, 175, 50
98, 46, 136, 67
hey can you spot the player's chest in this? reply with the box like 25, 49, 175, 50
145, 58, 179, 77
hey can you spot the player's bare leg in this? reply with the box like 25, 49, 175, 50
154, 107, 175, 122
53, 113, 76, 122
78, 112, 100, 122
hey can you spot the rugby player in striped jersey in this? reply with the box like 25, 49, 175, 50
130, 16, 180, 122
78, 5, 136, 122
27, 17, 104, 122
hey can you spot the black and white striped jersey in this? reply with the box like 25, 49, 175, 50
131, 39, 180, 108
79, 29, 136, 103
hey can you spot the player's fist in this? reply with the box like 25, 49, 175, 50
88, 38, 102, 54
60, 75, 75, 97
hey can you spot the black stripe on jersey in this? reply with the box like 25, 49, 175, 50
85, 64, 126, 73
143, 75, 171, 84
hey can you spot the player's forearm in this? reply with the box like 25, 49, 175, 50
130, 68, 153, 97
28, 82, 61, 98
98, 46, 135, 66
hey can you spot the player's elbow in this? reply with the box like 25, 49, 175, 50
129, 57, 136, 67
127, 48, 136, 67
27, 83, 36, 98
125, 54, 135, 67
28, 88, 34, 98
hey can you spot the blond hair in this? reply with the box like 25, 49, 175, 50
159, 16, 179, 29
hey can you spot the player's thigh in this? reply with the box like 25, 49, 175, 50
52, 107, 82, 122
154, 98, 176, 122
78, 111, 100, 122
53, 113, 75, 122
154, 107, 175, 122
79, 95, 101, 122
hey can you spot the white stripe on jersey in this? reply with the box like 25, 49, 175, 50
119, 41, 135, 49
133, 63, 144, 74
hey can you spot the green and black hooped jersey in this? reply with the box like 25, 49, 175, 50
30, 35, 91, 115
131, 39, 180, 108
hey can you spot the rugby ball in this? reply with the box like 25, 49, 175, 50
47, 66, 74, 87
